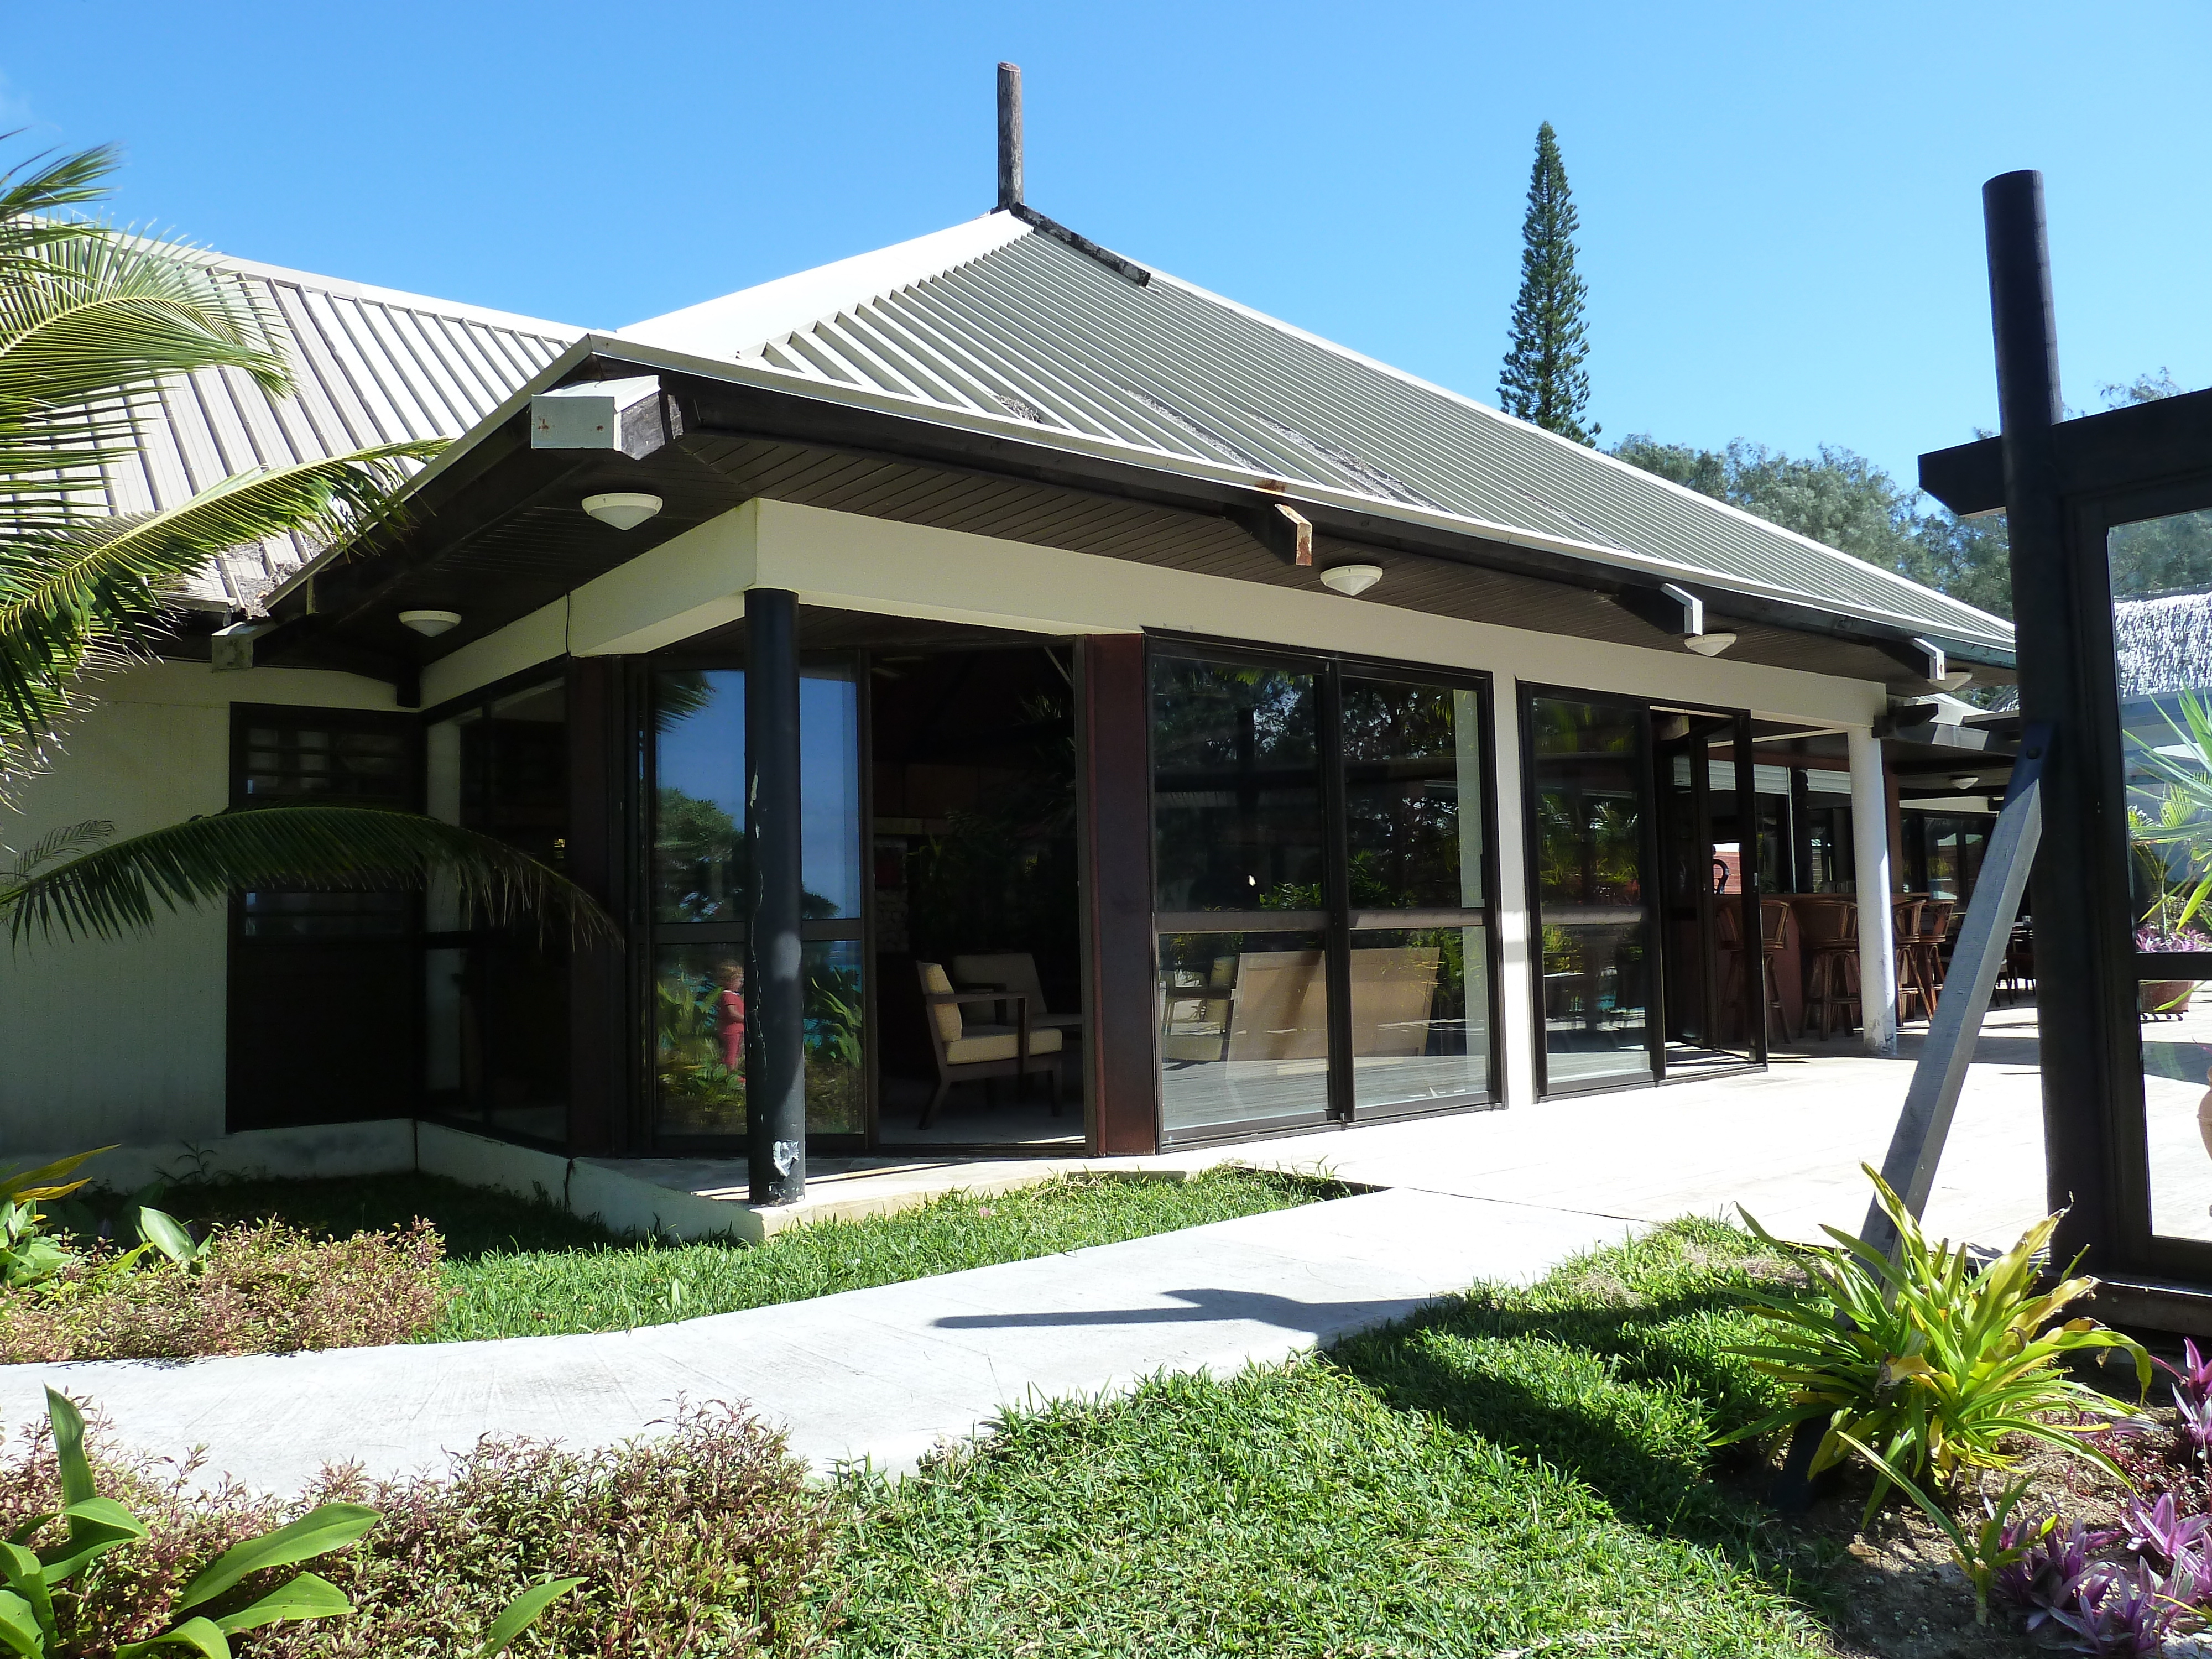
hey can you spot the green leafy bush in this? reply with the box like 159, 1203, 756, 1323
1721, 1166, 2150, 1515
0, 1220, 447, 1363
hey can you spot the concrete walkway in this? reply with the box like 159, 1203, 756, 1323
4, 998, 2163, 1498
0, 1187, 1623, 1494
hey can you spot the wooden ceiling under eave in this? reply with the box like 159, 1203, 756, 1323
269, 416, 1997, 693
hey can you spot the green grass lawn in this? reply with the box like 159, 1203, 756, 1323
825, 1219, 1834, 1658
133, 1166, 1344, 1342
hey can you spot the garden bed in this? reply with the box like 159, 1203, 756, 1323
2, 1166, 1343, 1361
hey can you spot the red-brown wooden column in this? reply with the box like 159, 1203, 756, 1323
1077, 634, 1159, 1154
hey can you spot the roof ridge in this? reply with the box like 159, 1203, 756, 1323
617, 212, 1031, 361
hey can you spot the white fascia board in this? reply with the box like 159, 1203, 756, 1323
590, 335, 2015, 656
615, 213, 1031, 360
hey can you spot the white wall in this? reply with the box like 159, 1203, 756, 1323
0, 661, 397, 1155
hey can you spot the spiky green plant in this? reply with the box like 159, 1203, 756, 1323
2132, 688, 2212, 936
1719, 1166, 2150, 1520
0, 142, 607, 946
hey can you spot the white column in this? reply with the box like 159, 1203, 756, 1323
1489, 677, 1537, 1105
1849, 723, 1898, 1055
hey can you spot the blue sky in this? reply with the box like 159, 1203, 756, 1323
5, 1, 2206, 487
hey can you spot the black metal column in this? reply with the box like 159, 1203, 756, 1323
1984, 170, 2120, 1262
745, 587, 807, 1205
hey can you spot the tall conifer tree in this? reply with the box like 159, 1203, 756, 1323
1498, 122, 1596, 445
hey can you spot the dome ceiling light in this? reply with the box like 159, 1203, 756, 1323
399, 609, 462, 638
1319, 563, 1383, 597
582, 492, 663, 530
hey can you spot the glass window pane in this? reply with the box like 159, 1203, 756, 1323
1157, 930, 1330, 1138
1530, 696, 1653, 1087
654, 668, 864, 925
1348, 926, 1491, 1111
801, 671, 864, 920
655, 671, 746, 924
2111, 507, 2212, 1240
653, 940, 865, 1140
1152, 658, 1324, 912
1340, 679, 1485, 909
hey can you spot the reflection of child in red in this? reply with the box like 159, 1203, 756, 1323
716, 962, 747, 1072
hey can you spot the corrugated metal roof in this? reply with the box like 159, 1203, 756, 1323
623, 212, 2013, 655
91, 249, 581, 612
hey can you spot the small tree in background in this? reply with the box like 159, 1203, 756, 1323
1498, 122, 1596, 445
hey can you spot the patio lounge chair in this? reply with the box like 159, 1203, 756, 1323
915, 961, 1061, 1129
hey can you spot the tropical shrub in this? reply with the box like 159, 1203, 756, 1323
0, 1220, 447, 1363
0, 1390, 578, 1658
1721, 1166, 2151, 1516
273, 1402, 833, 1657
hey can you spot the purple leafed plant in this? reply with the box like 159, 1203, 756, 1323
2116, 1491, 2212, 1571
2174, 1386, 2212, 1464
2162, 1338, 2212, 1411
2043, 1561, 2182, 1657
1995, 1517, 2106, 1636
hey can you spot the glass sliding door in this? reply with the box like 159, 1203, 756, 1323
1652, 708, 1761, 1071
1526, 692, 1657, 1092
1339, 674, 1495, 1117
1150, 644, 1500, 1144
649, 661, 866, 1146
1152, 653, 1334, 1139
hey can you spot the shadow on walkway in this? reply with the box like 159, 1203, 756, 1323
935, 1287, 1432, 1338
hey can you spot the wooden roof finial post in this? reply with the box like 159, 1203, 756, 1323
997, 62, 1024, 210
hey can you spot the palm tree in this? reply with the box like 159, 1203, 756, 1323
0, 142, 607, 945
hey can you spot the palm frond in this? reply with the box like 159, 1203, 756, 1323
0, 442, 441, 755
1, 806, 614, 947
0, 226, 290, 412
1, 817, 112, 877
0, 140, 118, 270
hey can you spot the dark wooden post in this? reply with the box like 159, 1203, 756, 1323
1078, 634, 1159, 1154
747, 589, 807, 1204
565, 656, 637, 1156
997, 62, 1024, 210
1983, 169, 2128, 1262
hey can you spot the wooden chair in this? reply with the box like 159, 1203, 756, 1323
1760, 896, 1797, 1044
1796, 897, 1860, 1039
951, 952, 1085, 1042
1892, 898, 1931, 1022
914, 961, 1061, 1129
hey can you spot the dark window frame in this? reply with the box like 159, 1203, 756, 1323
1146, 632, 1506, 1146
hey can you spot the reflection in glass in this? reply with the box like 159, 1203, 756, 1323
1348, 927, 1490, 1110
1530, 695, 1652, 1086
1151, 658, 1324, 911
653, 667, 865, 925
654, 671, 745, 924
2110, 507, 2212, 1239
1157, 930, 1331, 1137
653, 940, 865, 1139
1340, 679, 1484, 909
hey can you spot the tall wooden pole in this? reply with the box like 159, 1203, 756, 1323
1983, 170, 2123, 1263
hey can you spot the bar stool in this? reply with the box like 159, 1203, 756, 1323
1797, 896, 1860, 1038
1716, 900, 1746, 1045
1892, 898, 1930, 1022
1915, 900, 1955, 1018
1760, 896, 1797, 1044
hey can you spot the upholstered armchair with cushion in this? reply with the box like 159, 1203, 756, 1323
915, 961, 1062, 1128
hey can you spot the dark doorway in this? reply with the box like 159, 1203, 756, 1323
1652, 706, 1761, 1074
870, 644, 1083, 1149
226, 705, 420, 1131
